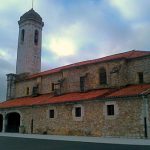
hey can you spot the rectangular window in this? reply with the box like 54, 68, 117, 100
107, 105, 114, 116
51, 83, 55, 91
99, 68, 107, 85
75, 107, 81, 117
80, 77, 85, 92
49, 109, 55, 118
26, 87, 29, 95
138, 72, 143, 83
32, 86, 39, 96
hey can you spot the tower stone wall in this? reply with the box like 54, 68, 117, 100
6, 9, 44, 100
16, 9, 44, 75
6, 74, 16, 100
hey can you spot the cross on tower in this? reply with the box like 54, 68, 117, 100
32, 0, 34, 9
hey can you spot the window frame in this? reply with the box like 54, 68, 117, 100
72, 104, 84, 121
103, 101, 118, 119
48, 107, 57, 119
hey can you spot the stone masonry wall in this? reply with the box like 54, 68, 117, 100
1, 97, 146, 138
147, 95, 150, 137
15, 79, 37, 98
14, 56, 150, 98
128, 56, 150, 84
16, 20, 43, 74
14, 59, 128, 98
41, 72, 62, 94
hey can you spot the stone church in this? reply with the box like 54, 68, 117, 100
0, 9, 150, 139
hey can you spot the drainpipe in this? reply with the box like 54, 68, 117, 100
2, 114, 5, 133
142, 95, 149, 138
31, 105, 34, 134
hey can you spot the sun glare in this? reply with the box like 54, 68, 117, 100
49, 37, 76, 56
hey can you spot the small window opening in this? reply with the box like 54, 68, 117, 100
51, 83, 55, 91
80, 77, 85, 92
32, 85, 39, 97
49, 109, 54, 118
21, 29, 25, 42
34, 30, 39, 45
26, 87, 29, 95
75, 107, 81, 117
107, 105, 114, 116
138, 72, 144, 84
99, 68, 107, 84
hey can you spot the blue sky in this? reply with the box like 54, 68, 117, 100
0, 0, 150, 101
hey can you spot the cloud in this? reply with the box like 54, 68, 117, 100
49, 37, 76, 56
44, 23, 82, 57
109, 0, 150, 21
0, 0, 34, 12
0, 58, 15, 101
0, 0, 150, 101
41, 0, 150, 68
0, 48, 16, 65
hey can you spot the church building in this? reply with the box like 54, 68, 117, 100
0, 9, 150, 139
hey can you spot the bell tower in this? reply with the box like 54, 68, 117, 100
16, 9, 44, 74
6, 9, 44, 100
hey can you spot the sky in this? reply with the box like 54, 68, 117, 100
0, 0, 150, 101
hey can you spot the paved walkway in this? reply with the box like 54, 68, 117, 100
0, 133, 150, 145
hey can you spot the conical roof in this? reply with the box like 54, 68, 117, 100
18, 9, 44, 26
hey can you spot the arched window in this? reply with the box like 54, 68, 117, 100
34, 30, 39, 45
5, 112, 20, 133
99, 68, 107, 84
21, 29, 25, 42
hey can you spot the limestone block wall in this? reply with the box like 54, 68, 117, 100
62, 65, 91, 93
102, 98, 144, 138
4, 97, 145, 138
40, 72, 62, 94
16, 20, 43, 74
127, 56, 150, 84
147, 95, 150, 137
15, 79, 37, 97
14, 56, 150, 98
62, 59, 128, 92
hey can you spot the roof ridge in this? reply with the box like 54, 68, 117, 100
28, 50, 150, 79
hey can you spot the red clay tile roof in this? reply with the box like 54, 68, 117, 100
0, 84, 150, 109
106, 84, 150, 98
28, 50, 150, 79
0, 89, 111, 109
